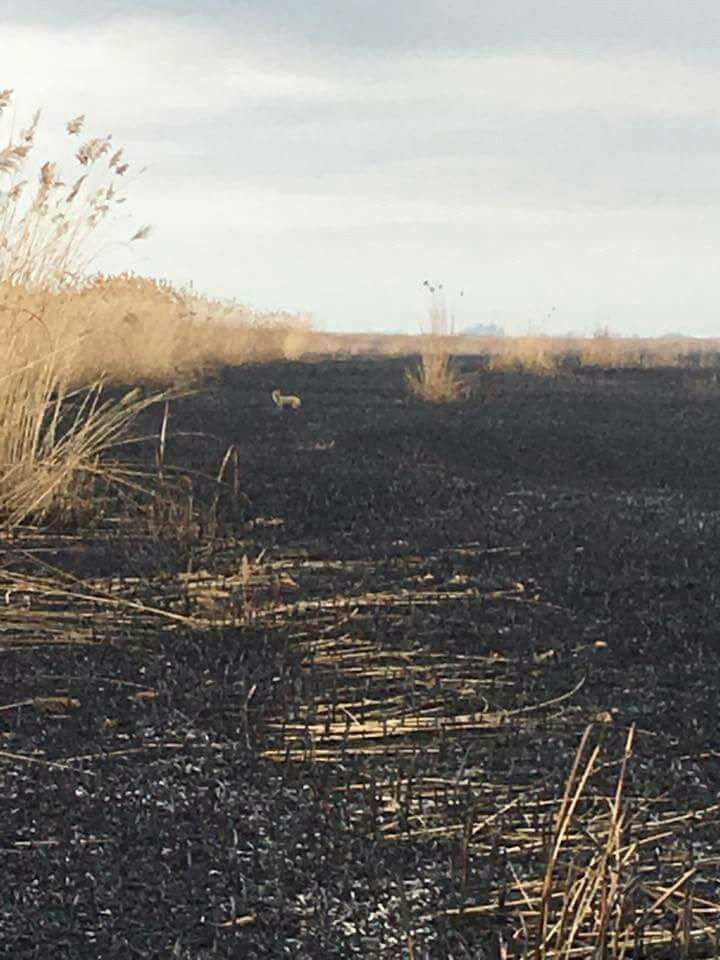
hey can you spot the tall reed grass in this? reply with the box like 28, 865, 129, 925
0, 90, 311, 528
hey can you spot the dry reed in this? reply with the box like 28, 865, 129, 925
405, 282, 466, 402
0, 90, 312, 528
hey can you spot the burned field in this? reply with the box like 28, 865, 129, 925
2, 357, 720, 958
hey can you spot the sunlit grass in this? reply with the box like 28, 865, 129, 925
405, 281, 466, 403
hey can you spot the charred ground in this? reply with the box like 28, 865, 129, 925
2, 357, 720, 958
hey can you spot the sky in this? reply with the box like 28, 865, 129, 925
2, 0, 720, 336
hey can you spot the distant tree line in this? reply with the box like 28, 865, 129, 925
463, 322, 505, 337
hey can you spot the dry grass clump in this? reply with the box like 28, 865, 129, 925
405, 346, 466, 403
405, 282, 466, 403
0, 302, 178, 528
0, 367, 173, 528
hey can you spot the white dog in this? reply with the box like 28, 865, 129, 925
272, 389, 302, 410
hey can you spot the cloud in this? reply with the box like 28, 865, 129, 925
3, 7, 720, 335
6, 16, 718, 140
10, 18, 717, 210
7, 0, 720, 60
3, 20, 340, 132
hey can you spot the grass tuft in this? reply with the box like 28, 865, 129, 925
405, 281, 466, 403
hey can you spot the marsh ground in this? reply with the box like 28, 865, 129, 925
2, 358, 720, 958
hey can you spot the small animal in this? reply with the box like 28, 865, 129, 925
272, 388, 302, 410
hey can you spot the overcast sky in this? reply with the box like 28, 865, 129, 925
3, 1, 720, 335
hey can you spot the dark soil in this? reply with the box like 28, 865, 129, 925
2, 358, 720, 958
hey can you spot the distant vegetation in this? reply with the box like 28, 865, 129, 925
320, 328, 720, 374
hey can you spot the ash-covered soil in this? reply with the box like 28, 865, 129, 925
2, 358, 720, 958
